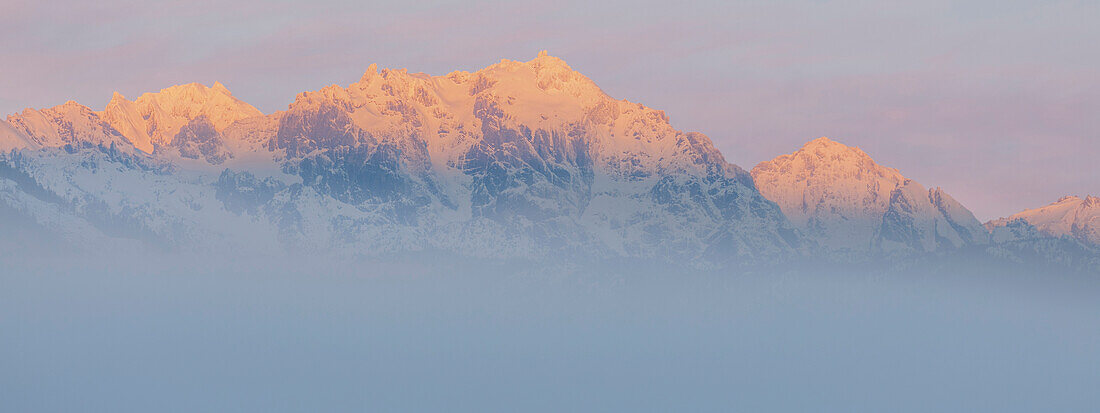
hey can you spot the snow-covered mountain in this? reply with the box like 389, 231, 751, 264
100, 82, 263, 153
0, 120, 33, 150
6, 101, 134, 151
751, 137, 987, 258
0, 52, 801, 265
987, 195, 1100, 247
1, 53, 1095, 269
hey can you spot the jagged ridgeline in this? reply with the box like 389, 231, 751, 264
749, 137, 1099, 270
0, 52, 800, 265
0, 52, 1096, 270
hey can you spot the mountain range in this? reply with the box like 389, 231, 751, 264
1, 52, 1096, 270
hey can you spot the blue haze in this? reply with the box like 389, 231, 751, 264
3, 254, 1099, 412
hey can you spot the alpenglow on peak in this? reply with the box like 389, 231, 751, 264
751, 137, 987, 256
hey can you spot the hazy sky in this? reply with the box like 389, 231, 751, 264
1, 0, 1096, 219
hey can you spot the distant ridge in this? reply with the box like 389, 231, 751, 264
0, 53, 1094, 270
0, 52, 799, 265
751, 137, 987, 257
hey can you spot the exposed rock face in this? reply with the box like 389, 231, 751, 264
6, 101, 132, 151
983, 198, 1100, 272
987, 195, 1100, 247
3, 53, 1091, 269
262, 53, 800, 261
0, 53, 800, 265
173, 116, 233, 165
100, 83, 263, 153
876, 180, 986, 253
751, 137, 987, 258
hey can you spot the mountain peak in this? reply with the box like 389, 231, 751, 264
756, 137, 883, 178
153, 82, 230, 98
804, 136, 838, 147
990, 194, 1100, 246
798, 136, 870, 157
752, 137, 984, 254
529, 50, 572, 70
212, 81, 231, 96
101, 81, 263, 151
286, 51, 611, 136
359, 63, 380, 83
1057, 195, 1081, 203
751, 137, 906, 233
5, 100, 131, 150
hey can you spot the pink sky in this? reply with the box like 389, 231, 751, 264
1, 0, 1097, 220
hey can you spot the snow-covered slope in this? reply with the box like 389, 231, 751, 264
988, 196, 1100, 247
6, 101, 133, 151
259, 51, 801, 261
751, 137, 987, 257
0, 120, 34, 151
100, 82, 263, 153
0, 52, 801, 265
0, 147, 281, 255
4, 53, 1089, 267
